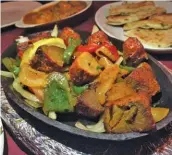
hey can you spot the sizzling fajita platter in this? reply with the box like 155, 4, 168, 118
1, 25, 172, 140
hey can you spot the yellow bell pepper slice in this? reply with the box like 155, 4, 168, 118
151, 107, 169, 123
19, 64, 48, 87
21, 38, 66, 65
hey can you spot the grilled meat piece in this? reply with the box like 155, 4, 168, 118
17, 32, 51, 58
105, 92, 155, 133
29, 31, 51, 43
30, 47, 64, 73
17, 42, 32, 54
87, 31, 109, 45
59, 27, 80, 45
125, 62, 160, 96
123, 37, 148, 67
75, 89, 104, 118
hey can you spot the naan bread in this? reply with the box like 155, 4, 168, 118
124, 14, 172, 30
107, 7, 166, 26
109, 1, 155, 16
150, 13, 172, 21
124, 28, 172, 48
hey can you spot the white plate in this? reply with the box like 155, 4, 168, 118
15, 1, 92, 28
0, 118, 4, 155
95, 1, 172, 53
1, 1, 42, 28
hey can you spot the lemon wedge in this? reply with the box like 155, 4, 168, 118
151, 107, 169, 123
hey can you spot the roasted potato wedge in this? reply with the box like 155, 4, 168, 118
107, 82, 136, 102
95, 64, 119, 105
105, 92, 155, 133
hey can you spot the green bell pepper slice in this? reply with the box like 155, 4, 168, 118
63, 38, 81, 64
43, 72, 74, 113
2, 57, 20, 76
72, 84, 88, 95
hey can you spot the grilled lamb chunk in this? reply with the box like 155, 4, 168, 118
125, 62, 160, 96
59, 27, 80, 45
17, 32, 51, 53
123, 37, 148, 67
87, 31, 109, 45
75, 89, 104, 118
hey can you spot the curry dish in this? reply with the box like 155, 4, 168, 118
23, 1, 87, 25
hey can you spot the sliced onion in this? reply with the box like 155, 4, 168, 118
1, 71, 14, 78
75, 117, 105, 133
51, 25, 58, 37
25, 99, 42, 109
16, 36, 29, 43
48, 111, 57, 120
12, 78, 40, 102
115, 56, 123, 65
91, 25, 99, 34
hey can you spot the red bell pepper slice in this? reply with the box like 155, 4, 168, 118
77, 42, 119, 61
18, 50, 24, 59
102, 42, 119, 60
77, 44, 100, 53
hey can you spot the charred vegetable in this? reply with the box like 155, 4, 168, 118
43, 72, 74, 114
69, 52, 100, 85
63, 38, 81, 64
95, 44, 119, 62
105, 92, 155, 133
97, 56, 113, 68
95, 64, 119, 105
75, 116, 105, 133
151, 107, 169, 123
2, 57, 20, 76
12, 78, 40, 103
107, 82, 136, 102
19, 64, 48, 88
72, 84, 89, 95
29, 87, 44, 102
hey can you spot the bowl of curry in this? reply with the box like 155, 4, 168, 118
15, 1, 92, 28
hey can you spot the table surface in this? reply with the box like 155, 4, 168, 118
1, 1, 172, 155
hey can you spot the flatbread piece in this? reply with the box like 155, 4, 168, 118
124, 28, 172, 48
124, 14, 172, 30
107, 7, 166, 25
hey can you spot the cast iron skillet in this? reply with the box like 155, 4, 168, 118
1, 31, 172, 141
